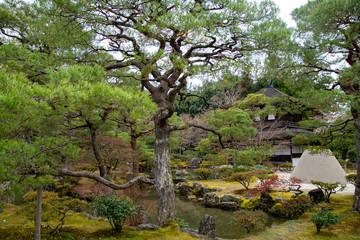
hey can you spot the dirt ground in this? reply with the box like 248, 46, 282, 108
276, 171, 355, 195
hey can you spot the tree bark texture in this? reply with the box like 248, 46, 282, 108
34, 184, 43, 240
89, 128, 106, 178
130, 133, 139, 176
154, 117, 176, 226
352, 117, 360, 212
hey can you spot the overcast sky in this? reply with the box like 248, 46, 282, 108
1, 0, 309, 27
273, 0, 309, 27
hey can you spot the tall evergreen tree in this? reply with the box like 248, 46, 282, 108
292, 0, 360, 211
1, 0, 291, 225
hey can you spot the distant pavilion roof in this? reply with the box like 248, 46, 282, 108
254, 85, 288, 98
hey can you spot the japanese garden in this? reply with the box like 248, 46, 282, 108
0, 0, 360, 239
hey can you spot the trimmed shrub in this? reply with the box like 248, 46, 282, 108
251, 169, 274, 184
92, 195, 136, 232
213, 167, 234, 179
262, 162, 274, 169
233, 165, 253, 172
346, 174, 357, 185
269, 197, 313, 219
194, 168, 213, 180
279, 163, 292, 171
232, 209, 268, 233
311, 208, 343, 233
226, 171, 254, 190
310, 181, 346, 203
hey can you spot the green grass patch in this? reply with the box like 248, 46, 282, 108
250, 194, 360, 240
0, 204, 197, 240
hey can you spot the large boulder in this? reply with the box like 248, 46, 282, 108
198, 214, 216, 238
308, 188, 325, 203
257, 191, 275, 212
204, 193, 220, 207
220, 194, 243, 204
179, 183, 192, 196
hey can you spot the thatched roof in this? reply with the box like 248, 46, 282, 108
290, 149, 346, 184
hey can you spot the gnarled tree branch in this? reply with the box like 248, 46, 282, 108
56, 168, 154, 189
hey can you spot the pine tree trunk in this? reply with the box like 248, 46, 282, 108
90, 128, 106, 178
34, 184, 43, 240
154, 117, 176, 226
352, 117, 360, 212
130, 134, 139, 176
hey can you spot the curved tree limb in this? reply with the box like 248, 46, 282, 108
187, 123, 225, 149
56, 168, 154, 189
178, 92, 218, 108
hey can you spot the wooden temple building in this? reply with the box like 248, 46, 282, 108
248, 85, 314, 166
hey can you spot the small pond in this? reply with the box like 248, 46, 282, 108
134, 190, 285, 239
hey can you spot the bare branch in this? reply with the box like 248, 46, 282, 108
187, 123, 225, 148
56, 168, 154, 189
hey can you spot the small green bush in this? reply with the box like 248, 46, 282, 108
194, 168, 213, 180
269, 197, 313, 219
92, 195, 136, 232
213, 167, 234, 179
232, 209, 268, 233
262, 162, 274, 169
226, 171, 254, 190
233, 165, 253, 172
311, 208, 343, 233
251, 169, 274, 184
310, 181, 346, 203
176, 218, 189, 228
279, 163, 292, 171
346, 174, 357, 185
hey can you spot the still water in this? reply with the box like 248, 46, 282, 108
134, 190, 284, 240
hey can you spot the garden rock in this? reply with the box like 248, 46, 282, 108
173, 178, 188, 184
198, 214, 216, 238
220, 194, 243, 204
257, 191, 275, 211
136, 224, 161, 230
187, 194, 198, 201
220, 202, 237, 211
136, 205, 152, 224
201, 186, 211, 195
189, 158, 200, 168
204, 193, 220, 207
179, 183, 192, 196
309, 188, 325, 203
175, 170, 188, 177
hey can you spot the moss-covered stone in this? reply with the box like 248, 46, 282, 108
203, 193, 220, 207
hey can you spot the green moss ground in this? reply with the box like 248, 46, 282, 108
1, 181, 359, 240
250, 194, 360, 240
0, 204, 197, 240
